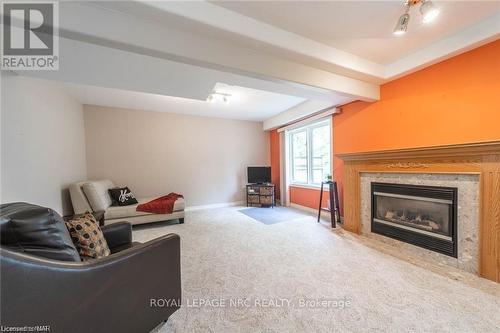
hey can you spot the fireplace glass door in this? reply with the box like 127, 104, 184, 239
374, 194, 451, 240
371, 182, 457, 257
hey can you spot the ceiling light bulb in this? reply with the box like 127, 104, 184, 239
420, 0, 439, 23
393, 12, 410, 36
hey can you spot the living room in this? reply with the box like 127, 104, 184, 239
1, 1, 499, 332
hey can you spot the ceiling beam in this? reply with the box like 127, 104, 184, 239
263, 100, 342, 131
19, 37, 357, 106
140, 0, 385, 78
130, 1, 499, 82
56, 2, 380, 102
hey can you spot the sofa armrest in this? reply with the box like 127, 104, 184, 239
69, 181, 94, 214
1, 233, 181, 333
101, 221, 132, 250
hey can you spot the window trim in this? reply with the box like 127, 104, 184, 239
290, 128, 308, 185
288, 118, 331, 187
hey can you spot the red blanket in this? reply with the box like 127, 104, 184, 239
136, 193, 183, 214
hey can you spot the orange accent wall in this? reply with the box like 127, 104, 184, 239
271, 40, 500, 212
290, 186, 329, 210
335, 40, 500, 154
270, 129, 280, 199
333, 39, 500, 212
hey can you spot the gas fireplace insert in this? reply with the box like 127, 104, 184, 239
371, 182, 458, 257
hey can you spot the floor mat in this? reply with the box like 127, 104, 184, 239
238, 206, 307, 225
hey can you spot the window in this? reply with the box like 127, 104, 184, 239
289, 119, 331, 186
291, 130, 308, 183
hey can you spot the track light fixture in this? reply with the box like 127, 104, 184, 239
420, 0, 439, 23
207, 91, 231, 104
393, 0, 440, 36
394, 5, 410, 36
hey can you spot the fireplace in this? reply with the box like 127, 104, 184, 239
371, 182, 458, 257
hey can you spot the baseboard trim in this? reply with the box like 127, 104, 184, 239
290, 203, 344, 223
185, 201, 245, 212
290, 203, 329, 219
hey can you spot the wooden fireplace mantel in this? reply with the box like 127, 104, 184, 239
336, 140, 500, 282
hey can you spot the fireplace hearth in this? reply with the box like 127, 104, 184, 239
371, 182, 458, 257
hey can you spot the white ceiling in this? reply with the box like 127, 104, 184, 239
213, 1, 500, 64
122, 0, 499, 81
13, 1, 499, 128
63, 81, 306, 122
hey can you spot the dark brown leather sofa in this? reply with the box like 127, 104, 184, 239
0, 202, 181, 333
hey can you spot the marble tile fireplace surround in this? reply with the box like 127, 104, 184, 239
337, 141, 500, 283
360, 173, 479, 273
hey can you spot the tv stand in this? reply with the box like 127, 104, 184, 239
246, 184, 275, 207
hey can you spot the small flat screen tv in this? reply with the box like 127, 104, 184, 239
248, 166, 271, 184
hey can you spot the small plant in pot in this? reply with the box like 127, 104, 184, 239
325, 174, 333, 182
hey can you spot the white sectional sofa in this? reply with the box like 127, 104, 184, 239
69, 180, 185, 225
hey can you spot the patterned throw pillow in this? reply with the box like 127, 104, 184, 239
65, 212, 110, 259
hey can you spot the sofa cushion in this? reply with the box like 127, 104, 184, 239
65, 212, 110, 259
105, 197, 185, 220
0, 202, 81, 262
82, 180, 115, 212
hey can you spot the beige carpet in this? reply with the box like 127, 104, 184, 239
133, 206, 500, 333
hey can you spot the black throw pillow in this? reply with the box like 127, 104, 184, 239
108, 187, 138, 206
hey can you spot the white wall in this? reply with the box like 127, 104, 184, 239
1, 75, 87, 215
84, 106, 270, 207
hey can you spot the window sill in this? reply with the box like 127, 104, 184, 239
290, 184, 323, 190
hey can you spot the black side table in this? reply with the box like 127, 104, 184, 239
64, 211, 105, 226
317, 181, 341, 228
